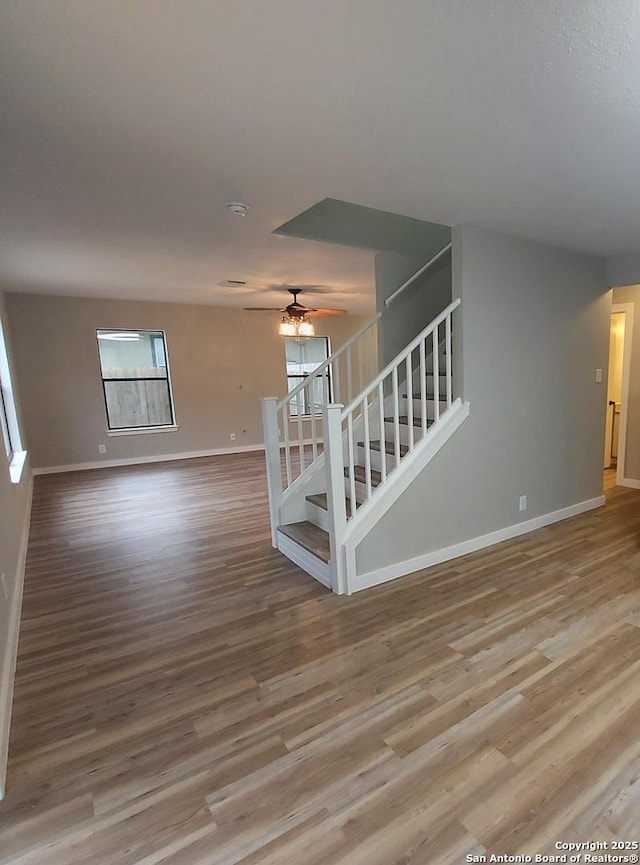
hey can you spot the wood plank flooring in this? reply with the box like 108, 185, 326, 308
1, 459, 640, 863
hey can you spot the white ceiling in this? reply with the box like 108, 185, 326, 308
2, 0, 640, 314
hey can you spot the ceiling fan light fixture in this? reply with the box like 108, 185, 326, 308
278, 314, 314, 338
297, 319, 315, 337
278, 317, 297, 337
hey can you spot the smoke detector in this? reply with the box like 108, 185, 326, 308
226, 202, 249, 217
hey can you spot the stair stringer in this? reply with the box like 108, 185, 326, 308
340, 398, 470, 594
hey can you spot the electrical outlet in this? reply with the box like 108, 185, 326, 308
1, 574, 7, 600
230, 432, 236, 441
98, 444, 107, 454
519, 495, 527, 512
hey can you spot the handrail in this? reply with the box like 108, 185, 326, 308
342, 297, 460, 419
384, 242, 452, 309
276, 312, 381, 412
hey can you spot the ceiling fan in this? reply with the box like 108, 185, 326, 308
245, 287, 347, 336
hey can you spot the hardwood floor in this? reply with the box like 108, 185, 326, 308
2, 456, 640, 863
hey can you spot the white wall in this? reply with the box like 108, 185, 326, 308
356, 226, 609, 576
0, 290, 32, 799
5, 293, 375, 470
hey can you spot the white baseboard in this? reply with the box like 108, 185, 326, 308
32, 444, 266, 475
0, 472, 34, 799
619, 476, 640, 490
352, 495, 606, 594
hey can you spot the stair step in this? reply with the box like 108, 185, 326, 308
344, 464, 383, 486
384, 415, 422, 427
306, 492, 358, 517
358, 439, 409, 457
278, 521, 330, 563
406, 393, 448, 400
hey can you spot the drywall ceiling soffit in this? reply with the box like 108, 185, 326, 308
275, 199, 451, 257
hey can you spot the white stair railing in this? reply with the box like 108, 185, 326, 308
261, 314, 380, 543
340, 297, 460, 518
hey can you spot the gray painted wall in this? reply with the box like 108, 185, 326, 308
611, 284, 640, 481
276, 197, 451, 255
357, 226, 609, 575
5, 293, 374, 469
0, 290, 32, 795
375, 245, 452, 368
606, 255, 640, 289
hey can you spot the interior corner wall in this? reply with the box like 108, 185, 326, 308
0, 290, 32, 799
356, 225, 609, 576
611, 284, 640, 482
606, 254, 640, 289
4, 293, 374, 471
375, 244, 452, 368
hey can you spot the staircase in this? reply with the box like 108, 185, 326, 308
261, 298, 469, 594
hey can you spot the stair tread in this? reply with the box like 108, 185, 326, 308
344, 464, 383, 486
403, 394, 448, 401
306, 492, 358, 516
278, 521, 330, 563
357, 439, 409, 456
384, 415, 423, 426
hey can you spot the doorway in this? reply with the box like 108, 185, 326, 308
605, 303, 634, 484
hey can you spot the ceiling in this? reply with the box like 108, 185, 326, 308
2, 1, 640, 314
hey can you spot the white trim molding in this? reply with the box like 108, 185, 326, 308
0, 472, 33, 799
32, 444, 266, 475
351, 495, 605, 594
106, 425, 179, 437
618, 477, 640, 490
276, 530, 331, 588
612, 302, 634, 487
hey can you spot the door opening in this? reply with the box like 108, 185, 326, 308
606, 303, 634, 485
604, 312, 624, 470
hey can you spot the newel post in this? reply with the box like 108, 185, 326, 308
323, 403, 348, 595
261, 397, 282, 548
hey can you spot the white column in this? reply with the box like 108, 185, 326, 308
261, 397, 282, 548
323, 403, 347, 594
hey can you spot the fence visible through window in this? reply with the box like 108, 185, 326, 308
96, 330, 175, 430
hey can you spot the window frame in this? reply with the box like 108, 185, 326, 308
0, 316, 26, 482
96, 328, 177, 433
284, 335, 331, 418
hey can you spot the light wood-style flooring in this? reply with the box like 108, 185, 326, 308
1, 458, 640, 863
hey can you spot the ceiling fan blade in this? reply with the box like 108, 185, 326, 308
244, 307, 285, 311
306, 308, 348, 315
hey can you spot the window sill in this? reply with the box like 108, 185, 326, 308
9, 450, 27, 484
106, 425, 179, 437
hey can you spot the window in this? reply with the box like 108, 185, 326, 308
96, 330, 176, 431
285, 336, 330, 416
0, 317, 26, 481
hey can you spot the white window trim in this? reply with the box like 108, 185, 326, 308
106, 425, 179, 437
97, 328, 177, 432
0, 317, 26, 483
285, 335, 332, 419
9, 449, 27, 484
